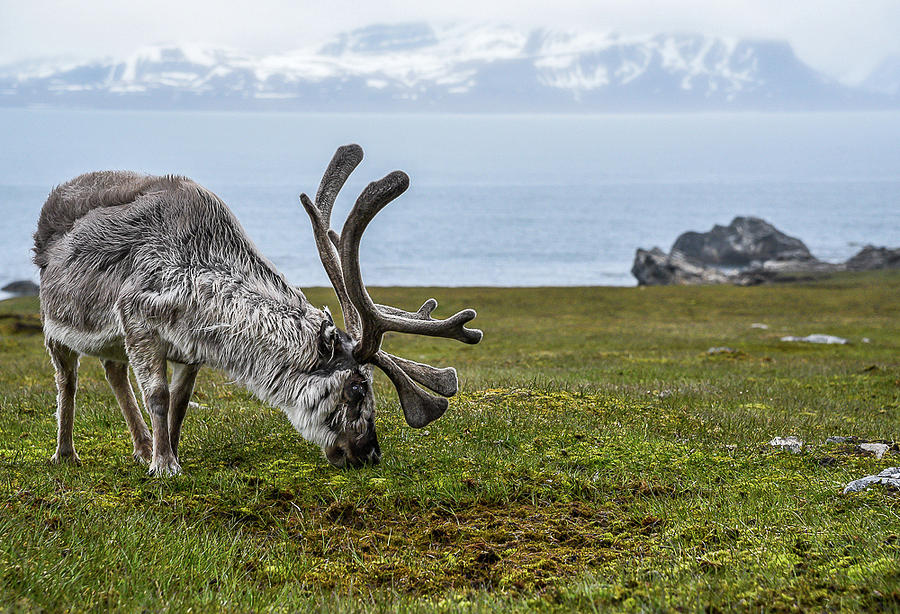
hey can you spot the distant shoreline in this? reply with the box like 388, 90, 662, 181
6, 106, 900, 117
8, 269, 900, 304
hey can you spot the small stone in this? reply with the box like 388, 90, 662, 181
859, 443, 890, 460
751, 323, 769, 329
862, 338, 871, 343
707, 346, 736, 355
769, 436, 803, 454
780, 334, 848, 345
843, 467, 900, 494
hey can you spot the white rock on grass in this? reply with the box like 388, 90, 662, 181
751, 323, 769, 329
707, 346, 736, 355
859, 443, 890, 460
780, 334, 848, 344
844, 467, 900, 494
769, 436, 803, 453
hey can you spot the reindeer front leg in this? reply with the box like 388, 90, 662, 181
122, 324, 180, 476
168, 362, 200, 461
102, 360, 153, 464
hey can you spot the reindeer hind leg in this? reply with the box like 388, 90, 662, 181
48, 340, 81, 465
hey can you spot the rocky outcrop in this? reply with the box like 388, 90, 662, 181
845, 245, 900, 271
631, 247, 781, 286
1, 280, 39, 296
671, 216, 813, 266
632, 248, 732, 286
632, 216, 899, 286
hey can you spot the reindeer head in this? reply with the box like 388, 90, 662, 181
301, 145, 482, 468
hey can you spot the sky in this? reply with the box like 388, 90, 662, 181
1, 0, 899, 84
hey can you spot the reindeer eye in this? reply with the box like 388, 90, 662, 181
345, 379, 366, 402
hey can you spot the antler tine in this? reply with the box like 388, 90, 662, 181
315, 144, 364, 221
337, 170, 409, 358
371, 352, 450, 428
338, 173, 483, 363
375, 299, 437, 320
300, 144, 364, 336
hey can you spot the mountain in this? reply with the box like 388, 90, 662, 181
0, 23, 895, 112
861, 55, 900, 96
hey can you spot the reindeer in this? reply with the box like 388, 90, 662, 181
32, 144, 481, 474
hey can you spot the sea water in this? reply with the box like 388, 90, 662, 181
0, 109, 898, 293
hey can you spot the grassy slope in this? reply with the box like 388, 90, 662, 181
1, 271, 899, 612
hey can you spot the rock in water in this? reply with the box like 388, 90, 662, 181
845, 245, 900, 271
671, 216, 813, 267
630, 217, 896, 286
631, 247, 733, 286
1, 280, 39, 296
631, 216, 827, 286
844, 467, 900, 493
631, 248, 673, 286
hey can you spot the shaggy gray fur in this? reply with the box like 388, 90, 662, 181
34, 170, 375, 474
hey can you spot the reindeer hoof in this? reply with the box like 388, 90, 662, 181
133, 443, 152, 465
50, 450, 81, 466
149, 456, 182, 476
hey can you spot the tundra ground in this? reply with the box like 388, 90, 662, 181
1, 272, 899, 612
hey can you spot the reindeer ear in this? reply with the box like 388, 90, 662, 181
317, 318, 338, 362
316, 311, 357, 373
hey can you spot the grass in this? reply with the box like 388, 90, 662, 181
1, 270, 899, 612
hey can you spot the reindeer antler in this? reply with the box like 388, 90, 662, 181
300, 144, 363, 337
338, 173, 482, 362
300, 145, 482, 428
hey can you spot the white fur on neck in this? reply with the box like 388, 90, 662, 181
250, 370, 347, 448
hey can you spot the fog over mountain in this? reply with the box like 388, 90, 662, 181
1, 23, 897, 112
862, 55, 900, 97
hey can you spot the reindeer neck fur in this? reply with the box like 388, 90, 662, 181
171, 246, 352, 449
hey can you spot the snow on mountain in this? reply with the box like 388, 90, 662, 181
0, 23, 894, 111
